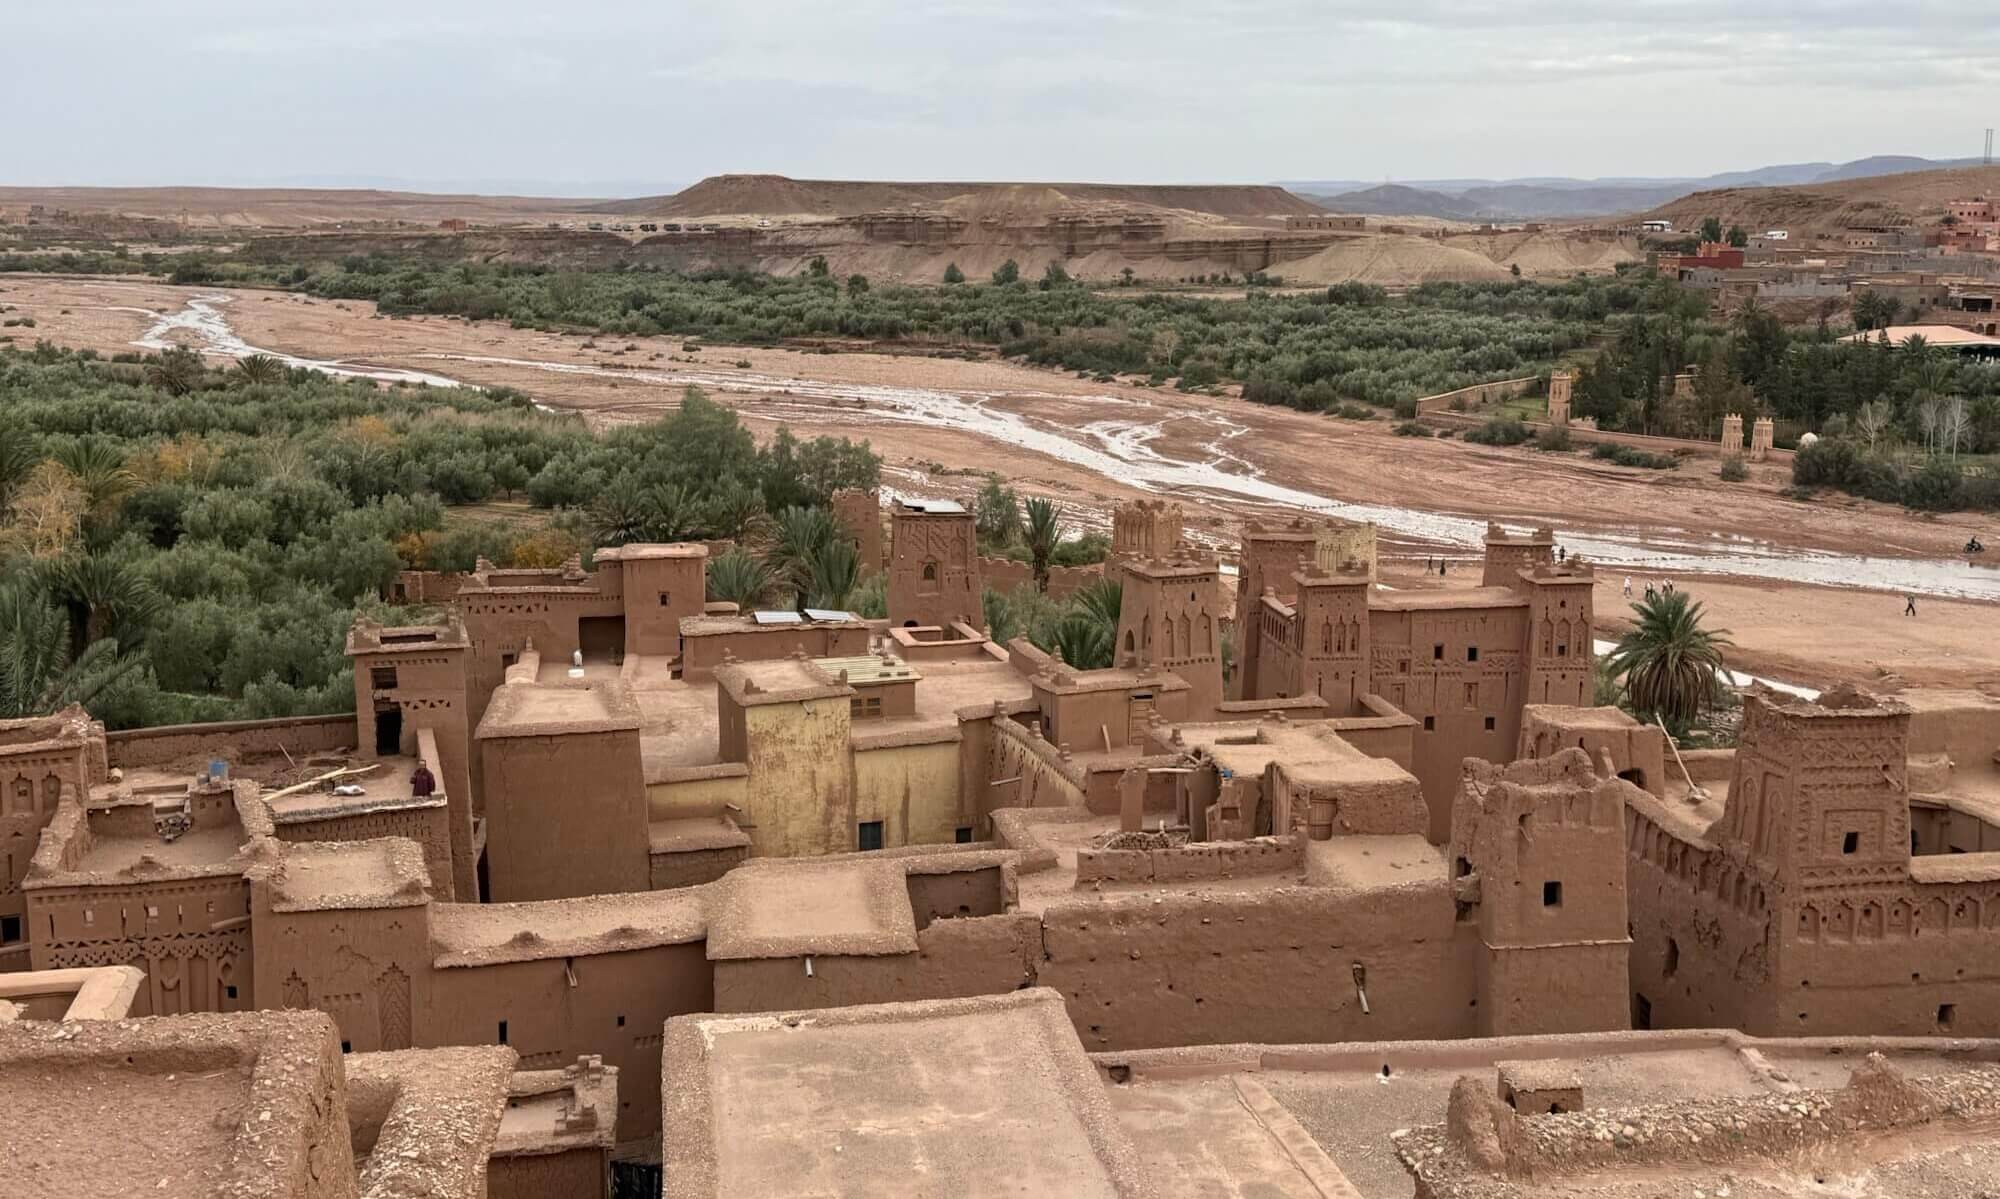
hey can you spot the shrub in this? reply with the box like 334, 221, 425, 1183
1719, 458, 1748, 482
1394, 421, 1432, 437
1464, 417, 1531, 446
1589, 442, 1679, 470
1534, 427, 1572, 452
1331, 402, 1373, 420
942, 262, 965, 284
1903, 456, 1965, 511
1392, 398, 1420, 420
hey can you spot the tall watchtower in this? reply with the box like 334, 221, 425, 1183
887, 499, 981, 630
1451, 750, 1631, 1036
1548, 370, 1574, 427
1292, 564, 1373, 713
1519, 560, 1595, 707
1232, 520, 1322, 700
1115, 556, 1223, 718
1481, 523, 1555, 589
1711, 686, 1912, 887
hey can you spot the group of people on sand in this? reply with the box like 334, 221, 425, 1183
1621, 576, 1677, 600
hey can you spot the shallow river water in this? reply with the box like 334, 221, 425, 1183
129, 293, 2000, 604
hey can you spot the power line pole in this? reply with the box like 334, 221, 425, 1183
1987, 128, 1995, 166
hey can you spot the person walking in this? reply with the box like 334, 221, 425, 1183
1905, 594, 1918, 617
1622, 575, 1632, 598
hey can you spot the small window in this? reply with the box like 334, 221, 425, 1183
955, 826, 974, 844
1432, 644, 1444, 660
1467, 646, 1479, 662
1633, 994, 1653, 1030
225, 985, 239, 1001
1842, 831, 1860, 855
371, 666, 398, 690
1664, 938, 1680, 980
0, 914, 19, 943
1542, 881, 1563, 907
83, 909, 95, 927
1939, 1003, 1957, 1030
617, 1015, 626, 1027
342, 1040, 353, 1054
922, 561, 938, 582
497, 1020, 509, 1045
1556, 644, 1568, 658
1484, 716, 1496, 731
1423, 716, 1435, 731
659, 591, 672, 606
858, 821, 884, 852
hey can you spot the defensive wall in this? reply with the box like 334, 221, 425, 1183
104, 713, 356, 770
1413, 376, 1539, 416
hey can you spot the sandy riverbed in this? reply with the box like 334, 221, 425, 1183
3, 275, 1995, 692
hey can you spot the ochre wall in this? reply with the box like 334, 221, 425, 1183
646, 771, 748, 822
853, 739, 964, 849
739, 698, 853, 857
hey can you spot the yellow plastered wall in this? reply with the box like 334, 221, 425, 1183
854, 740, 963, 849
741, 697, 853, 857
646, 773, 749, 822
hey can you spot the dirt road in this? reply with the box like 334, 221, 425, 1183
4, 275, 1996, 692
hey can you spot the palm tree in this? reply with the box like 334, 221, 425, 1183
142, 346, 205, 396
1047, 610, 1114, 670
766, 506, 838, 597
1602, 591, 1734, 730
802, 537, 859, 611
705, 549, 778, 610
1023, 497, 1065, 593
234, 353, 287, 386
0, 580, 144, 719
589, 477, 652, 547
46, 554, 164, 661
49, 440, 137, 538
642, 483, 700, 542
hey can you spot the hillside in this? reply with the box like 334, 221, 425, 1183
1639, 163, 2000, 233
0, 186, 597, 227
1309, 184, 1478, 221
603, 174, 1323, 224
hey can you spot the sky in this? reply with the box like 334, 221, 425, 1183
8, 1, 1998, 194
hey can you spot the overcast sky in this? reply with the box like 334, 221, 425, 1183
8, 1, 1997, 194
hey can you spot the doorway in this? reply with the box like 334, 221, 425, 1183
374, 703, 403, 756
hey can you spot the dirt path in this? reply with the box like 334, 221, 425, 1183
4, 275, 1996, 692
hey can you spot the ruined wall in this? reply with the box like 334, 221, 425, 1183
1624, 805, 1778, 1033
1038, 888, 1479, 1050
104, 714, 355, 770
1414, 376, 1538, 416
977, 556, 1103, 600
831, 488, 884, 575
1075, 835, 1302, 885
427, 941, 714, 1142
852, 738, 964, 849
270, 805, 453, 914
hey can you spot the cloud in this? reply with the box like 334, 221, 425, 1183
7, 0, 1995, 187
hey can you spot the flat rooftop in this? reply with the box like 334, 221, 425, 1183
0, 1009, 345, 1199
705, 861, 916, 960
1369, 584, 1526, 611
476, 679, 642, 739
429, 888, 708, 968
256, 838, 431, 913
1176, 719, 1417, 793
662, 990, 1150, 1198
263, 754, 443, 825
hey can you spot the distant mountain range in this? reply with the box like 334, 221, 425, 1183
1287, 155, 1986, 221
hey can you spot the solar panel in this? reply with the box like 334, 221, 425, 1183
751, 610, 804, 625
803, 608, 859, 623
